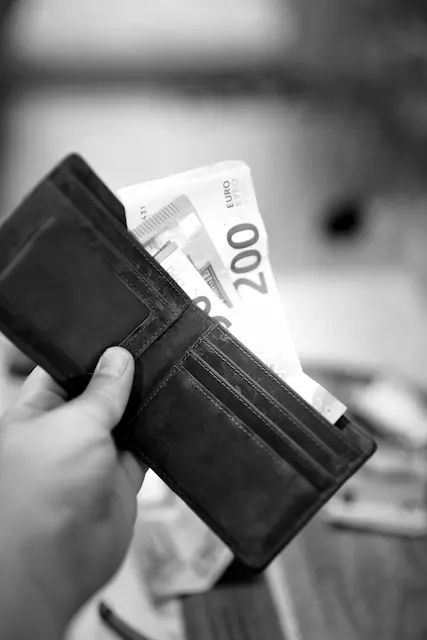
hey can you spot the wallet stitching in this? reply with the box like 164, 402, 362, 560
125, 443, 242, 551
69, 199, 175, 312
66, 220, 177, 360
131, 307, 183, 359
87, 195, 188, 302
108, 272, 156, 317
122, 323, 216, 427
120, 317, 154, 348
200, 338, 338, 462
0, 294, 86, 377
128, 301, 212, 362
71, 221, 180, 355
73, 220, 165, 315
73, 199, 221, 358
187, 352, 330, 482
120, 315, 157, 354
129, 364, 181, 423
66, 173, 188, 303
217, 328, 357, 452
124, 331, 209, 425
262, 449, 370, 564
180, 366, 289, 468
125, 365, 293, 552
73, 216, 213, 356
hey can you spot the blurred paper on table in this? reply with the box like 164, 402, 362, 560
318, 367, 427, 537
350, 376, 427, 448
323, 450, 427, 537
118, 161, 346, 424
136, 473, 233, 599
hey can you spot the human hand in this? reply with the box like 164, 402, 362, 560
0, 347, 145, 639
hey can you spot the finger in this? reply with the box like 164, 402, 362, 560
6, 366, 67, 420
0, 338, 35, 378
120, 451, 147, 495
68, 347, 134, 433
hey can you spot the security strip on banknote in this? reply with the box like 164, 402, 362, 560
118, 161, 346, 425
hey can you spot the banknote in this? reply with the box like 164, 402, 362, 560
119, 163, 302, 381
118, 162, 346, 423
119, 163, 301, 374
155, 241, 285, 364
155, 241, 236, 330
133, 194, 240, 309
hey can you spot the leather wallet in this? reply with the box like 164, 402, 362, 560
0, 155, 376, 569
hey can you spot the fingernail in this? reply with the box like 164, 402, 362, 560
96, 348, 131, 377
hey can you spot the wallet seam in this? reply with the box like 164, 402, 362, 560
71, 214, 165, 315
57, 178, 178, 314
81, 184, 188, 303
69, 214, 181, 357
68, 186, 227, 362
131, 305, 185, 359
59, 212, 173, 362
200, 338, 339, 463
219, 328, 358, 453
72, 205, 213, 359
260, 447, 371, 568
187, 351, 331, 483
179, 364, 289, 470
130, 302, 218, 361
127, 439, 243, 552
123, 326, 215, 428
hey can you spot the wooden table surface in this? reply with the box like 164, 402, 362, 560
277, 514, 427, 640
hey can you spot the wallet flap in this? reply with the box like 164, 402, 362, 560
0, 156, 202, 396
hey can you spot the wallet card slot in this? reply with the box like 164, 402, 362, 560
194, 338, 350, 476
117, 307, 214, 429
127, 364, 323, 562
184, 352, 333, 491
208, 325, 358, 458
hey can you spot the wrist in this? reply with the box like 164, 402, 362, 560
0, 527, 70, 640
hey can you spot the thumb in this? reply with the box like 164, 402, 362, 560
68, 347, 134, 432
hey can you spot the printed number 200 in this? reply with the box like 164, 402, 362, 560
227, 223, 268, 295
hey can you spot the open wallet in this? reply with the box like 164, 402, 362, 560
0, 155, 376, 569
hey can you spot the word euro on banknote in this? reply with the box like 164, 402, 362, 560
118, 162, 346, 424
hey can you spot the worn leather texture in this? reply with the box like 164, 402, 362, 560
0, 155, 376, 569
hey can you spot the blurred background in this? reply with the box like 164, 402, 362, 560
1, 1, 427, 639
1, 0, 427, 383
